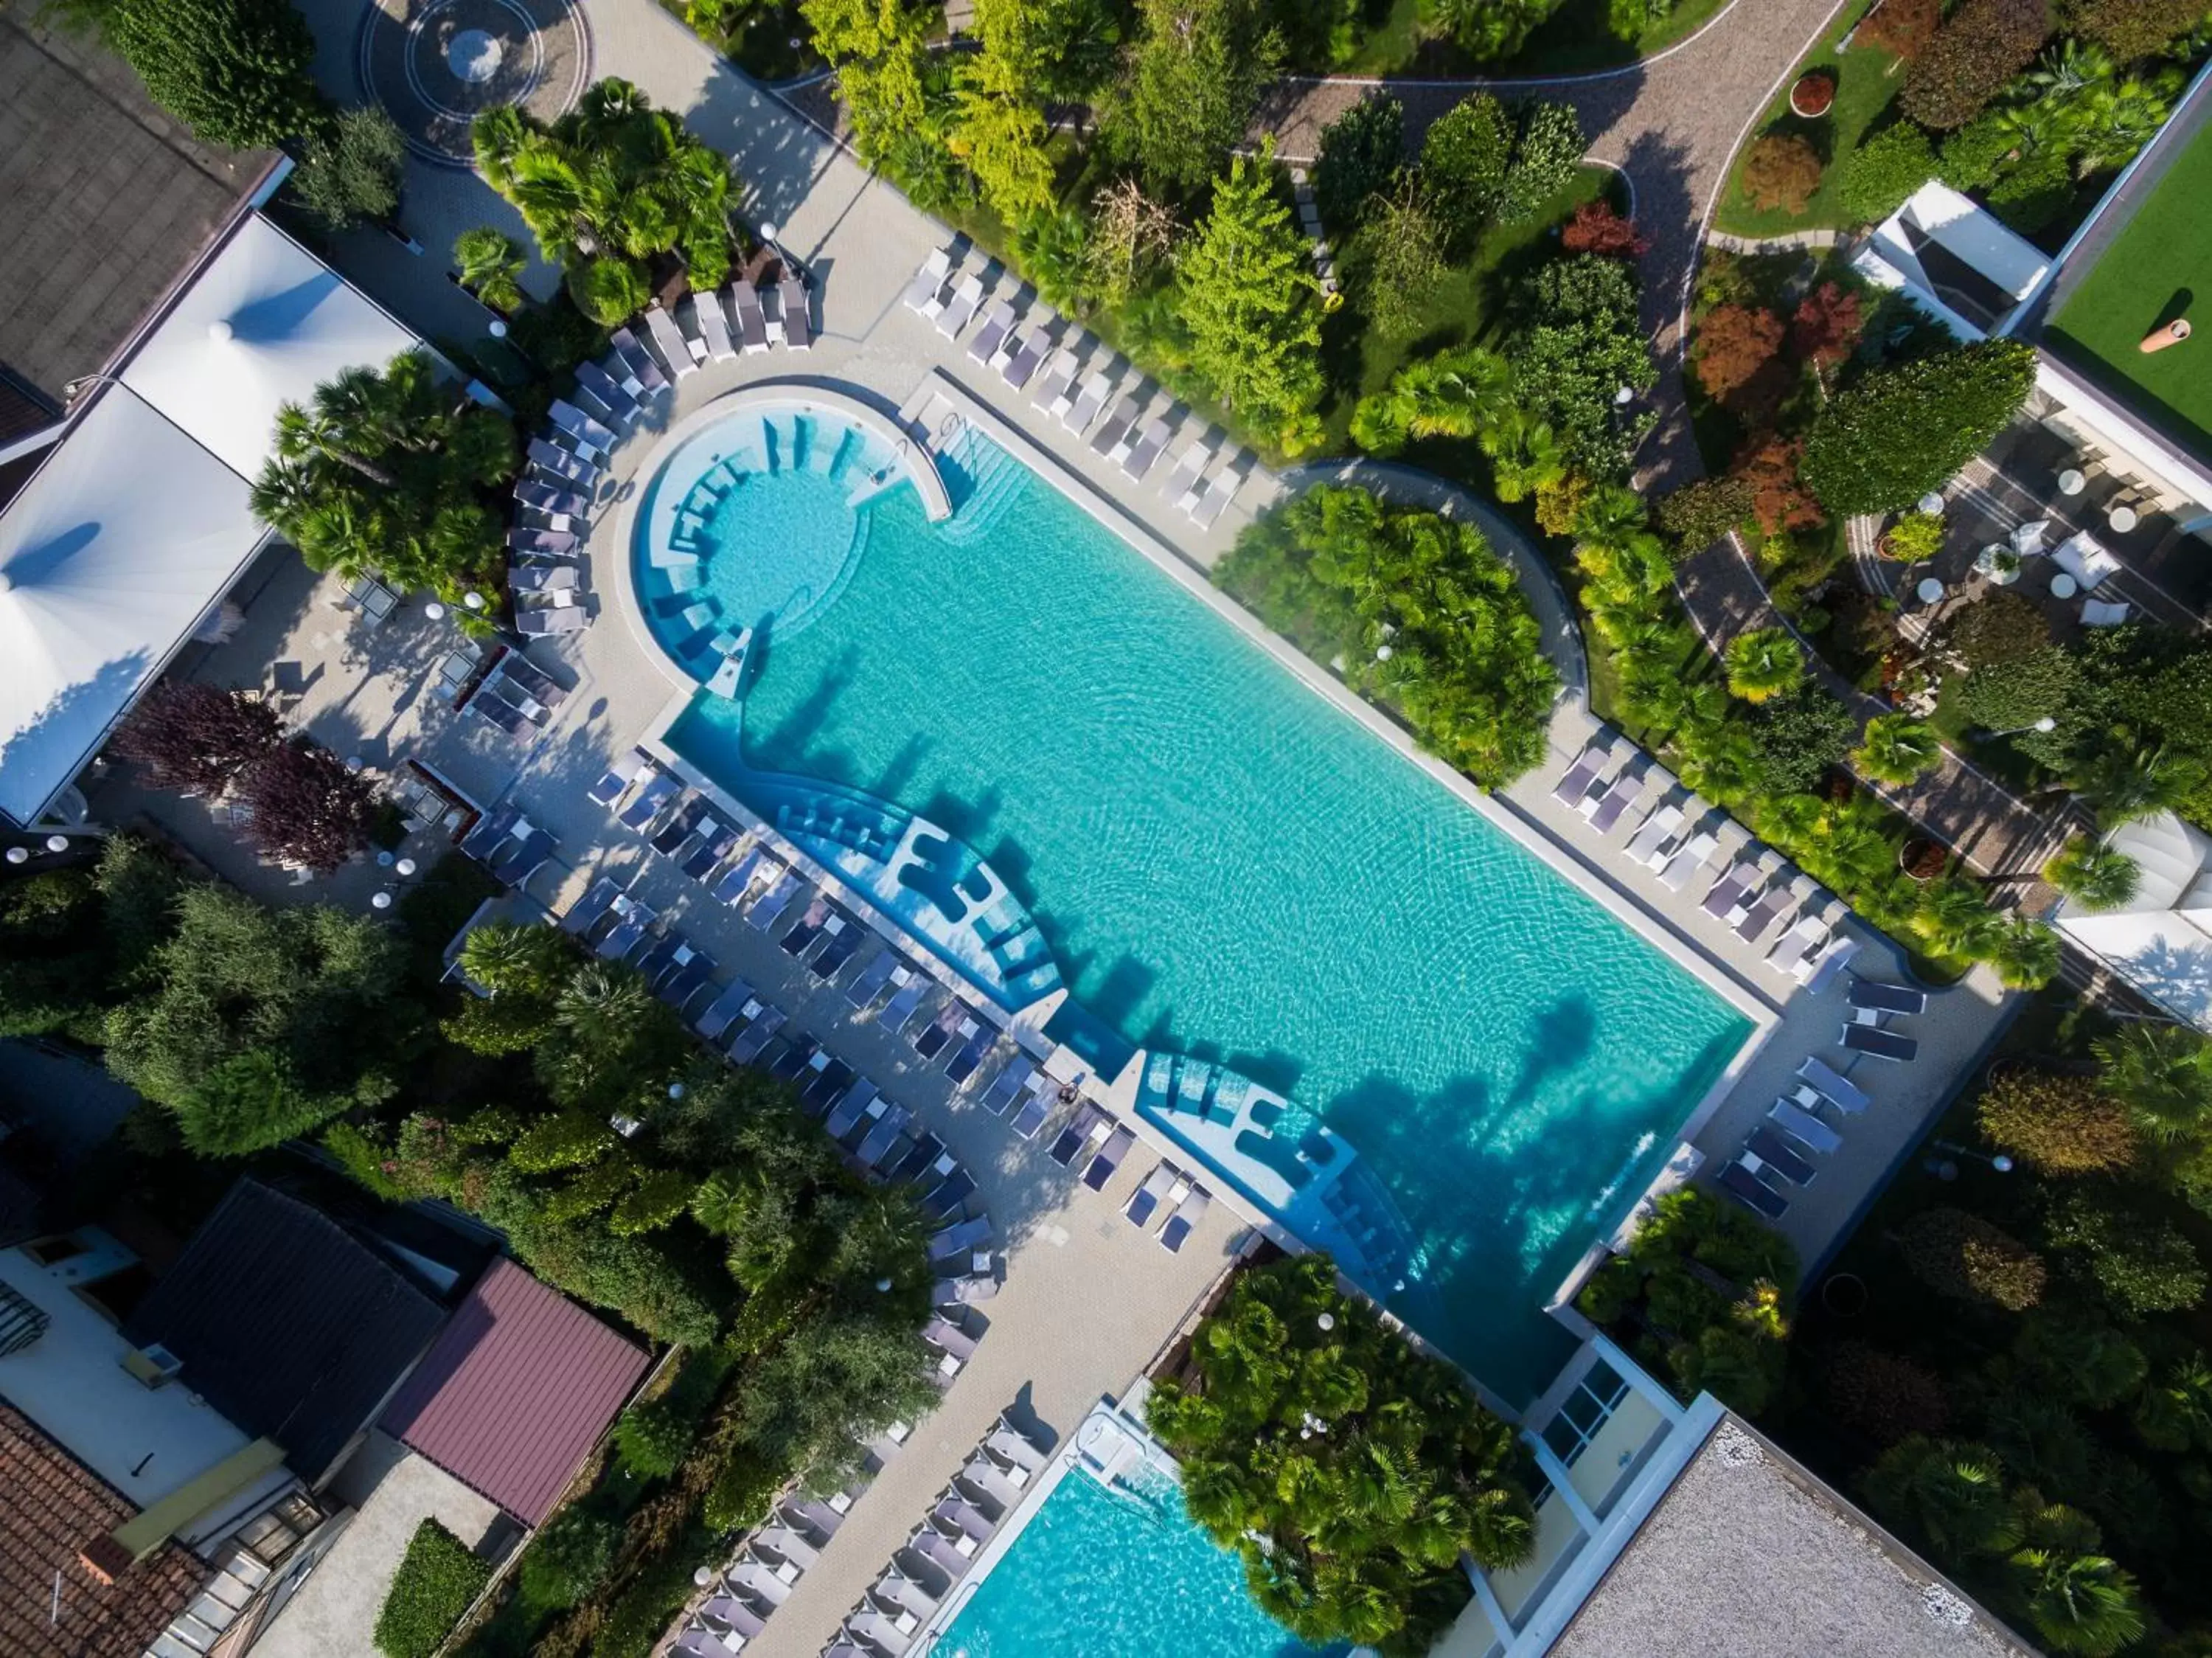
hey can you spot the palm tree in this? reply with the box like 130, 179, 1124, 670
1862, 1435, 2013, 1558
1855, 713, 1944, 787
1568, 482, 1649, 552
2077, 740, 2206, 826
1479, 412, 1565, 503
2042, 835, 2141, 912
454, 226, 526, 313
2025, 38, 2115, 99
2005, 1499, 2145, 1657
555, 961, 653, 1045
1723, 626, 1804, 703
1981, 912, 2062, 989
456, 919, 566, 996
1012, 205, 1093, 313
2072, 74, 2177, 174
2093, 1024, 2212, 1143
1916, 878, 1999, 958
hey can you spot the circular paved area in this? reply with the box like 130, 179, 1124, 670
359, 0, 591, 165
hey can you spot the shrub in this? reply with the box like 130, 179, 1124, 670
509, 1110, 617, 1173
1736, 437, 1824, 534
1897, 1206, 2048, 1309
1692, 304, 1787, 400
1315, 93, 1405, 230
1560, 200, 1649, 258
2062, 0, 2206, 58
1825, 1341, 1951, 1444
1748, 688, 1859, 793
1428, 0, 1559, 62
1654, 476, 1754, 552
1900, 0, 2054, 129
291, 107, 406, 232
111, 681, 284, 797
1741, 133, 1824, 213
519, 1507, 620, 1609
2046, 1192, 2207, 1315
1669, 1322, 1782, 1415
1500, 102, 1587, 223
1955, 644, 2077, 732
1860, 0, 1941, 58
2045, 835, 2142, 912
1840, 122, 1938, 224
1978, 1068, 2137, 1173
1420, 91, 1514, 249
1944, 588, 2051, 667
1351, 179, 1448, 337
614, 1392, 703, 1480
703, 1447, 785, 1533
374, 1520, 490, 1658
1938, 113, 2018, 190
106, 0, 324, 148
1882, 511, 1945, 562
1508, 252, 1658, 473
1799, 340, 2036, 515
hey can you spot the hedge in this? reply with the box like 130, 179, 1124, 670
375, 1520, 491, 1658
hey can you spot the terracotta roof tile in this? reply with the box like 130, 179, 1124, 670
0, 1401, 203, 1658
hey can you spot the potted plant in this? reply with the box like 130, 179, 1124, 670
1791, 71, 1837, 118
1879, 511, 1944, 562
1899, 836, 1947, 881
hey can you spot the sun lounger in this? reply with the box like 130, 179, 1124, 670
846, 953, 901, 1010
728, 1005, 787, 1064
823, 1079, 878, 1141
1798, 933, 1860, 990
1048, 1102, 1107, 1167
561, 877, 623, 939
1582, 766, 1644, 833
1123, 1162, 1176, 1227
747, 873, 802, 931
810, 918, 860, 981
1551, 738, 1613, 807
492, 828, 554, 886
548, 400, 616, 457
908, 1528, 975, 1585
914, 1002, 965, 1061
1747, 1123, 1818, 1185
781, 895, 833, 955
516, 479, 588, 518
526, 436, 599, 489
1034, 349, 1080, 414
710, 847, 769, 907
891, 1133, 949, 1187
1163, 441, 1211, 504
726, 1559, 793, 1607
1623, 802, 1685, 870
508, 562, 579, 595
921, 1168, 975, 1221
928, 1216, 992, 1264
1009, 1080, 1054, 1142
1120, 416, 1171, 480
785, 1494, 852, 1540
670, 1626, 726, 1658
1770, 1098, 1842, 1154
1701, 857, 1762, 918
693, 978, 755, 1041
1849, 978, 1927, 1016
922, 1314, 978, 1363
724, 280, 769, 354
1764, 913, 1827, 975
574, 360, 639, 426
698, 1595, 765, 1638
1733, 881, 1795, 942
507, 527, 580, 559
516, 602, 589, 637
1082, 1123, 1135, 1191
773, 275, 812, 350
616, 771, 678, 833
1063, 370, 1110, 433
855, 1104, 914, 1170
650, 795, 706, 855
1843, 1024, 1918, 1061
587, 752, 644, 808
681, 823, 740, 882
967, 299, 1015, 364
937, 272, 984, 338
756, 1525, 821, 1573
676, 293, 728, 365
1795, 1055, 1870, 1113
874, 1569, 936, 1623
658, 950, 717, 1012
1649, 825, 1718, 892
945, 1024, 994, 1086
999, 327, 1046, 388
905, 247, 953, 315
1158, 1182, 1210, 1252
1090, 395, 1141, 457
1717, 1157, 1789, 1219
978, 1054, 1035, 1116
931, 1496, 994, 1549
595, 901, 651, 961
1187, 465, 1241, 529
957, 1455, 1026, 1512
610, 327, 672, 395
643, 305, 697, 378
933, 1271, 999, 1307
878, 973, 928, 1030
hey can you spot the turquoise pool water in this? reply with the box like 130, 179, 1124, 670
935, 1466, 1337, 1658
658, 415, 1753, 1403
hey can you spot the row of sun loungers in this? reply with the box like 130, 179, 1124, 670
512, 399, 608, 637
905, 245, 1245, 529
1554, 729, 1860, 982
461, 646, 569, 742
1719, 1042, 1896, 1220
822, 1416, 1050, 1657
456, 803, 557, 889
674, 1462, 886, 1657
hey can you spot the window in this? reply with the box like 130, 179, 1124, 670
1543, 1359, 1630, 1468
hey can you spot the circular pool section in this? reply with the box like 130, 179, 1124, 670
630, 396, 918, 681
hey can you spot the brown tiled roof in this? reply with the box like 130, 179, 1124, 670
0, 1400, 203, 1658
380, 1258, 650, 1526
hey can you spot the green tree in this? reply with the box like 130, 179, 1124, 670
1419, 91, 1514, 250
106, 0, 324, 149
801, 0, 934, 164
1981, 912, 2062, 990
1746, 688, 1858, 793
2064, 0, 2206, 58
2044, 835, 2141, 912
1315, 93, 1405, 230
2134, 1353, 2212, 1453
472, 80, 735, 324
1856, 712, 1944, 785
1176, 146, 1326, 453
1896, 1206, 2047, 1309
291, 107, 406, 232
1127, 0, 1279, 195
1147, 1254, 1535, 1654
1724, 626, 1804, 703
950, 0, 1057, 222
1862, 1435, 2015, 1556
1349, 346, 1514, 456
1351, 178, 1447, 338
453, 227, 527, 313
2047, 1190, 2207, 1316
1840, 120, 1939, 223
1427, 0, 1559, 61
1800, 340, 2037, 515
1978, 1068, 2137, 1174
2076, 740, 2207, 827
1500, 101, 1587, 223
518, 1507, 619, 1609
2004, 1499, 2147, 1657
1507, 252, 1657, 472
1901, 0, 2054, 129
1655, 476, 1755, 552
249, 349, 516, 600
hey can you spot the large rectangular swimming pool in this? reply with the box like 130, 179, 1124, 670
668, 428, 1752, 1402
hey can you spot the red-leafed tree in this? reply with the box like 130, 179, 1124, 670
1860, 0, 1941, 58
111, 681, 285, 796
1692, 304, 1787, 400
1793, 282, 1866, 367
1736, 436, 1826, 534
238, 740, 374, 871
1559, 200, 1649, 259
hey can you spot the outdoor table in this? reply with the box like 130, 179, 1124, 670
375, 850, 395, 867
1917, 493, 1945, 516
424, 602, 448, 620
369, 890, 394, 911
1916, 577, 1944, 604
2109, 504, 2139, 533
2058, 468, 2086, 496
2051, 572, 2079, 599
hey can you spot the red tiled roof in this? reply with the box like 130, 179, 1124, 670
378, 1259, 650, 1526
0, 1401, 204, 1658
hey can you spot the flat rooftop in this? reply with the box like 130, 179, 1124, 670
0, 13, 265, 402
1552, 1416, 2032, 1658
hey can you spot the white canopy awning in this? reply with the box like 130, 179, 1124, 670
119, 214, 416, 482
2058, 813, 2212, 1033
0, 391, 262, 826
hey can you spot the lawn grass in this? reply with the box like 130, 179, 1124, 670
1711, 0, 1903, 237
2044, 119, 2212, 459
1339, 0, 1731, 77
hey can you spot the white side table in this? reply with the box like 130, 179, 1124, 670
1917, 493, 1945, 516
2109, 504, 2139, 533
1916, 577, 1944, 605
2051, 572, 2079, 600
2057, 468, 2086, 496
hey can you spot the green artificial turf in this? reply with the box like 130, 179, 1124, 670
1712, 0, 1903, 238
2045, 120, 2212, 459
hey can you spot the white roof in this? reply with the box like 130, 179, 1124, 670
2056, 813, 2212, 1032
0, 391, 262, 825
119, 213, 416, 480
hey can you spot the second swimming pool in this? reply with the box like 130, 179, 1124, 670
661, 415, 1752, 1404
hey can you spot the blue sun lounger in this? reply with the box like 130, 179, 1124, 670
560, 877, 622, 938
1718, 1157, 1788, 1219
747, 873, 802, 932
823, 1079, 878, 1141
728, 1005, 787, 1064
1797, 1055, 1871, 1112
693, 977, 755, 1041
844, 951, 900, 1010
978, 1055, 1035, 1117
810, 919, 861, 982
1848, 978, 1928, 1016
617, 771, 678, 832
1843, 1024, 1919, 1062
